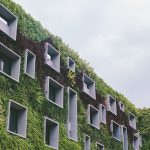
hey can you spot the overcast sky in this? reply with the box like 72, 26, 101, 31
12, 0, 150, 108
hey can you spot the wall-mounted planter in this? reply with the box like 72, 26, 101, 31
0, 42, 20, 82
118, 101, 125, 112
44, 43, 60, 73
44, 117, 59, 150
7, 100, 27, 138
45, 76, 64, 108
67, 57, 75, 72
99, 104, 106, 124
87, 104, 100, 129
128, 112, 136, 130
96, 142, 104, 150
121, 125, 128, 150
84, 135, 90, 150
83, 73, 96, 99
24, 49, 36, 79
110, 120, 121, 141
106, 95, 117, 115
67, 87, 78, 141
0, 4, 17, 40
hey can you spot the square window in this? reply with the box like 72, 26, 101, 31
0, 43, 21, 82
67, 57, 75, 72
83, 73, 96, 99
110, 120, 121, 141
84, 135, 90, 150
87, 104, 100, 129
0, 4, 18, 40
24, 49, 36, 79
118, 101, 125, 112
106, 95, 117, 115
99, 104, 106, 124
7, 100, 27, 138
96, 142, 104, 150
128, 112, 136, 130
45, 76, 64, 108
44, 43, 60, 73
44, 117, 59, 149
67, 87, 78, 141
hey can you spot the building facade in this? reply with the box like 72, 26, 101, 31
0, 2, 142, 150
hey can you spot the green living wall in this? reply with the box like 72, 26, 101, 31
137, 108, 150, 149
0, 0, 149, 149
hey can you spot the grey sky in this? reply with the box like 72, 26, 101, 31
12, 0, 150, 108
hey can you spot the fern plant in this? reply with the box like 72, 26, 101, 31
67, 70, 76, 87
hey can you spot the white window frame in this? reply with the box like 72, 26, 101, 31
96, 142, 104, 150
99, 104, 106, 124
118, 101, 125, 112
45, 76, 64, 108
0, 4, 18, 40
87, 104, 100, 130
7, 100, 27, 138
133, 133, 140, 150
110, 120, 121, 141
67, 57, 75, 72
83, 73, 96, 99
121, 125, 128, 150
84, 135, 91, 150
44, 42, 60, 73
44, 117, 59, 150
0, 42, 21, 82
128, 112, 137, 130
67, 87, 78, 141
106, 95, 117, 115
24, 49, 36, 79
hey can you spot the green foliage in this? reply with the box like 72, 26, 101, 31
0, 0, 137, 113
0, 0, 148, 149
0, 0, 50, 41
67, 70, 76, 86
137, 108, 150, 149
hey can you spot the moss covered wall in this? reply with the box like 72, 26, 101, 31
0, 0, 149, 149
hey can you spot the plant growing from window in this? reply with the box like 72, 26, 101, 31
67, 70, 76, 86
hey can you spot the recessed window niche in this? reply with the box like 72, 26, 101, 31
96, 142, 104, 150
0, 43, 21, 82
67, 87, 78, 141
121, 125, 128, 150
83, 73, 96, 99
133, 133, 139, 150
110, 120, 121, 141
7, 100, 27, 138
24, 49, 36, 79
67, 57, 75, 72
106, 95, 117, 115
45, 76, 64, 108
0, 4, 18, 40
87, 104, 100, 129
99, 104, 106, 124
128, 112, 136, 130
119, 101, 125, 112
44, 42, 60, 72
44, 117, 59, 150
84, 135, 90, 150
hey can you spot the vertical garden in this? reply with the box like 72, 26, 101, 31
0, 0, 149, 149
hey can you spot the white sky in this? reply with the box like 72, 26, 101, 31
12, 0, 150, 108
